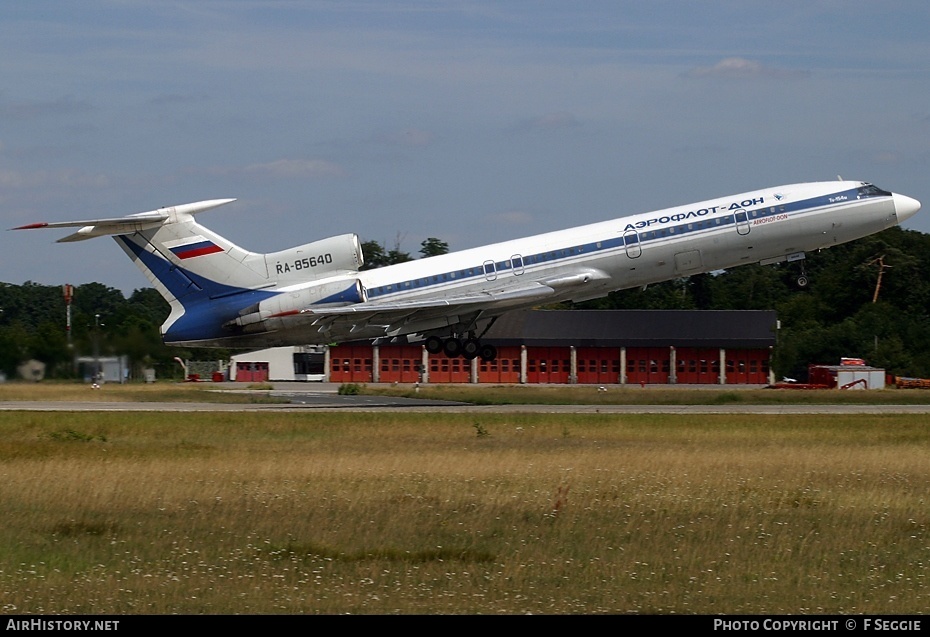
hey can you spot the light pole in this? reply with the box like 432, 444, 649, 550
93, 313, 102, 386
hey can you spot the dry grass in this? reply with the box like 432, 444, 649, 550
0, 381, 280, 403
365, 383, 930, 405
6, 379, 930, 405
1, 411, 928, 614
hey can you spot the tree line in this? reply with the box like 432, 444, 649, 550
359, 236, 449, 268
2, 227, 929, 381
0, 283, 176, 380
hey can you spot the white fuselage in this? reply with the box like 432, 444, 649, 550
359, 183, 890, 298
231, 180, 914, 348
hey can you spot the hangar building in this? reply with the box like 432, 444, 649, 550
232, 309, 777, 385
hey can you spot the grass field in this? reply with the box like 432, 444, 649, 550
0, 382, 283, 403
1, 409, 928, 614
6, 379, 930, 406
363, 382, 930, 405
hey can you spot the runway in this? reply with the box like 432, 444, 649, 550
3, 382, 930, 414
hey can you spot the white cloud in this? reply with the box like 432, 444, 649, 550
684, 57, 809, 80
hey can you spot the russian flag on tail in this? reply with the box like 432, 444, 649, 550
169, 238, 224, 259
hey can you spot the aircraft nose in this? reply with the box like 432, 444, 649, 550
893, 193, 921, 222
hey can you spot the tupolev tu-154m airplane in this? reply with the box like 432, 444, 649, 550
14, 180, 921, 361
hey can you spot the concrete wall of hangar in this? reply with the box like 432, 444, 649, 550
230, 345, 325, 382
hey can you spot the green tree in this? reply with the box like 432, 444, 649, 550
419, 237, 449, 258
359, 239, 413, 269
29, 321, 71, 376
0, 324, 30, 377
359, 240, 389, 270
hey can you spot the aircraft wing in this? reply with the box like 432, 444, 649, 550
308, 281, 555, 315
299, 283, 556, 337
281, 268, 610, 338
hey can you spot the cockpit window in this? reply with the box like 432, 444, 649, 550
857, 184, 892, 198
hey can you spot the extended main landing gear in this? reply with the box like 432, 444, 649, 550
424, 335, 497, 361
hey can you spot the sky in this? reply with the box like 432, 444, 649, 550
2, 1, 929, 295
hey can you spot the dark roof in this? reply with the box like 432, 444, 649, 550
483, 310, 777, 348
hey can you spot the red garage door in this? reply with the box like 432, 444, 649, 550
526, 347, 571, 384
428, 354, 470, 383
478, 347, 522, 383
725, 350, 770, 384
379, 346, 423, 383
625, 348, 671, 385
676, 348, 720, 384
236, 362, 269, 383
576, 348, 621, 384
329, 346, 374, 383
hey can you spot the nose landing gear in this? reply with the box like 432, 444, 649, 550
796, 262, 809, 288
786, 252, 810, 288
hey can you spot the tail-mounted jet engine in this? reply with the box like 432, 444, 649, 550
227, 278, 366, 335
263, 233, 364, 283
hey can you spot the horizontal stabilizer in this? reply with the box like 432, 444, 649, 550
11, 199, 236, 242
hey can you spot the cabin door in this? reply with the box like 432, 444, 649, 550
623, 229, 642, 258
733, 209, 751, 236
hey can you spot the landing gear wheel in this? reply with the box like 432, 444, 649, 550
443, 338, 462, 358
462, 338, 481, 360
425, 335, 444, 354
796, 275, 809, 288
479, 343, 498, 362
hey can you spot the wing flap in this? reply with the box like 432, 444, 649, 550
289, 267, 609, 328
229, 267, 610, 339
302, 282, 557, 319
307, 287, 551, 338
271, 282, 558, 337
